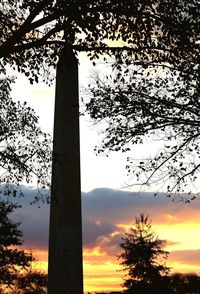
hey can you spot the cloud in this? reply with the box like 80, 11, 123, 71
2, 185, 200, 269
82, 218, 117, 248
164, 240, 181, 248
82, 188, 200, 225
97, 232, 123, 256
82, 188, 160, 223
169, 250, 200, 266
1, 185, 50, 250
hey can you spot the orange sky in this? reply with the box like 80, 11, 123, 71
30, 221, 200, 293
23, 190, 200, 293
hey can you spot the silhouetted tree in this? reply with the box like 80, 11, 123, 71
168, 272, 200, 294
0, 76, 52, 198
84, 1, 200, 200
0, 201, 47, 293
118, 214, 170, 293
15, 270, 47, 293
184, 273, 200, 294
0, 201, 33, 289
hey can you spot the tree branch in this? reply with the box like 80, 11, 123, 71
0, 0, 51, 57
170, 162, 200, 193
145, 133, 200, 185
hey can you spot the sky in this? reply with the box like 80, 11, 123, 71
8, 53, 200, 293
9, 186, 200, 293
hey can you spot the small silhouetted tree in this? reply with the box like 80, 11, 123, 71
184, 273, 200, 294
169, 272, 200, 294
0, 201, 47, 292
118, 214, 170, 294
0, 201, 33, 288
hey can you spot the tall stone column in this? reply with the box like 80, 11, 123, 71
48, 48, 83, 294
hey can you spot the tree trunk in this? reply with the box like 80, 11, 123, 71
48, 48, 83, 294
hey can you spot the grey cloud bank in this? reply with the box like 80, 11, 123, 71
4, 186, 200, 264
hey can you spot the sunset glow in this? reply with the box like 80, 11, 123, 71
82, 217, 200, 292
24, 197, 200, 293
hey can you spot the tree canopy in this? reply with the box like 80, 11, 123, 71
1, 0, 200, 198
1, 0, 199, 80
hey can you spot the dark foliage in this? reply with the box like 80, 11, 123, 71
118, 214, 170, 293
84, 1, 200, 200
0, 75, 52, 198
167, 272, 200, 294
0, 201, 47, 293
0, 201, 33, 288
1, 1, 199, 81
14, 270, 47, 293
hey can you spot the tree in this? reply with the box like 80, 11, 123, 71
168, 272, 200, 294
0, 75, 52, 199
0, 200, 33, 288
118, 214, 170, 293
14, 270, 47, 294
83, 1, 200, 200
0, 200, 47, 293
85, 50, 200, 200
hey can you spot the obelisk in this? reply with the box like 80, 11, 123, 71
48, 48, 83, 293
